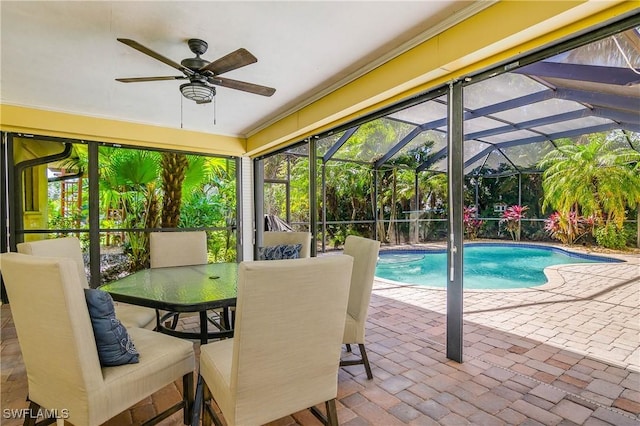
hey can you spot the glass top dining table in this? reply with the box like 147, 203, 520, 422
100, 263, 238, 344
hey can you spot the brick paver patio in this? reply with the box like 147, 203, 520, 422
2, 244, 638, 425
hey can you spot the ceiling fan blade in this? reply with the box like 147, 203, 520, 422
208, 76, 275, 96
117, 38, 193, 75
200, 48, 257, 75
116, 76, 187, 83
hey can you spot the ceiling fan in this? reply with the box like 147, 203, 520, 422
116, 38, 276, 104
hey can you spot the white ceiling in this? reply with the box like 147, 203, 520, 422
1, 1, 483, 138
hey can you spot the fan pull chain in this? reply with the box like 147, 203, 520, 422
213, 96, 217, 125
180, 94, 184, 129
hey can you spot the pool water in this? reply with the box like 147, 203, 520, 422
375, 244, 622, 289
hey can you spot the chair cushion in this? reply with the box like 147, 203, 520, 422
84, 289, 139, 366
113, 303, 157, 330
257, 244, 302, 260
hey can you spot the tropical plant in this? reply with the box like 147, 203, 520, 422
416, 172, 448, 241
544, 211, 594, 245
463, 206, 483, 240
178, 192, 223, 228
500, 205, 528, 241
178, 156, 237, 261
97, 149, 238, 269
289, 156, 310, 225
98, 148, 161, 270
322, 156, 374, 243
379, 141, 436, 243
179, 157, 235, 228
594, 223, 629, 250
538, 133, 640, 247
378, 167, 415, 244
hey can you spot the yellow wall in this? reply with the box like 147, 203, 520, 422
12, 137, 59, 235
1, 1, 636, 158
22, 164, 48, 241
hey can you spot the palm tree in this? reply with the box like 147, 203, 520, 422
99, 148, 161, 269
322, 160, 372, 245
381, 141, 440, 243
417, 172, 447, 240
377, 166, 415, 244
538, 132, 640, 246
179, 156, 237, 261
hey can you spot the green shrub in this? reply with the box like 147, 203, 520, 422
594, 224, 628, 250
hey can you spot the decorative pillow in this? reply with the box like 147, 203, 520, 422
84, 289, 139, 366
258, 244, 302, 260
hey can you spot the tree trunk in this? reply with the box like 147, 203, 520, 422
160, 152, 189, 228
372, 172, 385, 241
386, 169, 397, 244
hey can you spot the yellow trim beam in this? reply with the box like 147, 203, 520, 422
246, 0, 636, 157
0, 105, 245, 156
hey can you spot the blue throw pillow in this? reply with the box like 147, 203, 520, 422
258, 244, 302, 260
84, 289, 139, 366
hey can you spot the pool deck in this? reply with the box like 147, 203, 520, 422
373, 241, 639, 369
1, 242, 639, 425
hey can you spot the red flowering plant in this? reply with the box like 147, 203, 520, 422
500, 205, 528, 241
544, 211, 595, 245
463, 206, 484, 240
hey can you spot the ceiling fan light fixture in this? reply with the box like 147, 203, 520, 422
180, 81, 215, 103
117, 38, 275, 100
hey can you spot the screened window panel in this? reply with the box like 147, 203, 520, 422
264, 182, 286, 217
464, 73, 547, 110
317, 131, 349, 158
612, 137, 634, 150
464, 157, 485, 175
18, 138, 90, 237
501, 141, 555, 169
388, 98, 447, 126
269, 27, 637, 183
263, 155, 284, 180
334, 117, 416, 162
462, 139, 492, 162
532, 116, 612, 134
98, 146, 159, 230
389, 130, 447, 165
428, 156, 448, 173
481, 129, 541, 145
557, 131, 638, 150
492, 98, 585, 123
464, 116, 505, 134
549, 32, 640, 68
464, 154, 498, 176
285, 143, 309, 156
471, 150, 516, 176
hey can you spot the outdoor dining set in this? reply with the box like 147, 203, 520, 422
0, 231, 380, 426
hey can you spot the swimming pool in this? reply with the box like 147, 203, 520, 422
375, 243, 623, 289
